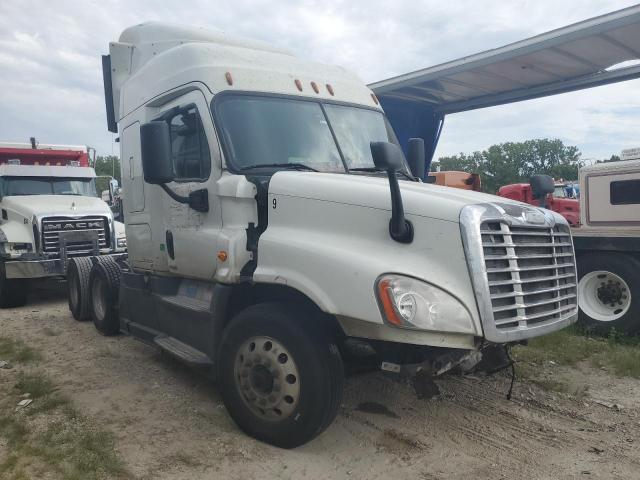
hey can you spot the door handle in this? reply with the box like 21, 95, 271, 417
166, 230, 175, 260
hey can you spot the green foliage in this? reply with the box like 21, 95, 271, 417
513, 327, 640, 381
94, 155, 121, 194
434, 138, 583, 193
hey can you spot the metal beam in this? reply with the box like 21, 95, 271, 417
434, 64, 640, 114
370, 4, 640, 95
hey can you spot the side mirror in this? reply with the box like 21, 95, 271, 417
407, 138, 426, 180
530, 174, 555, 209
140, 121, 174, 184
370, 142, 413, 244
371, 141, 405, 172
140, 120, 209, 213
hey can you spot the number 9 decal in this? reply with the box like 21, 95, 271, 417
272, 198, 277, 209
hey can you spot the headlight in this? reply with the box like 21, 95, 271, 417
116, 237, 126, 248
375, 274, 474, 334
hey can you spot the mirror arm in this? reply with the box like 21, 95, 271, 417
159, 184, 209, 213
386, 170, 414, 243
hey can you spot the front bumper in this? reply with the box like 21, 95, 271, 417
5, 258, 65, 279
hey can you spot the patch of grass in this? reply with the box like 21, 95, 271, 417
0, 416, 28, 447
14, 372, 56, 399
514, 328, 606, 366
513, 327, 640, 387
0, 370, 131, 479
0, 337, 42, 364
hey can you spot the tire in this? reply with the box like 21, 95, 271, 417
89, 260, 121, 336
67, 257, 93, 321
217, 303, 344, 448
577, 253, 639, 334
0, 262, 28, 308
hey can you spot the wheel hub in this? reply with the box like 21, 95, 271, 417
578, 270, 631, 322
596, 279, 624, 307
234, 336, 300, 420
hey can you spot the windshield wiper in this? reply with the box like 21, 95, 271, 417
239, 163, 318, 172
349, 166, 416, 181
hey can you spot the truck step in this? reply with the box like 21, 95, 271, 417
157, 294, 211, 313
154, 336, 213, 367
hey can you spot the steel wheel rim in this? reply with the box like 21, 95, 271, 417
91, 276, 107, 320
578, 270, 631, 322
234, 336, 301, 421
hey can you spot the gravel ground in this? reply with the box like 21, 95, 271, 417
1, 281, 640, 479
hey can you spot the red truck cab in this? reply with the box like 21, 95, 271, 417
497, 182, 580, 226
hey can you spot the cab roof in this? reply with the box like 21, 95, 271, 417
106, 22, 380, 127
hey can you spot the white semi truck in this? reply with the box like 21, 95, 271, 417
0, 143, 126, 306
72, 22, 577, 447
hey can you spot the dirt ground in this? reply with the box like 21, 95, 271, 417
2, 282, 640, 480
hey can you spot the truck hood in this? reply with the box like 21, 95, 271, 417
2, 195, 111, 219
268, 172, 514, 222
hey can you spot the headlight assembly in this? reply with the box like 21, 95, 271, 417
375, 274, 475, 334
116, 237, 127, 248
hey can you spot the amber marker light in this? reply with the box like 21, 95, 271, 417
225, 72, 233, 86
311, 81, 319, 93
294, 79, 303, 91
217, 251, 228, 262
377, 278, 403, 326
326, 84, 334, 96
371, 93, 379, 105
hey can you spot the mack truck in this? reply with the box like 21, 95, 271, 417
70, 22, 578, 448
0, 142, 127, 307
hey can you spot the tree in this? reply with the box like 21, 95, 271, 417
435, 138, 583, 194
93, 155, 121, 194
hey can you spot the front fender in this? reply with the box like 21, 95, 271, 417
253, 195, 482, 337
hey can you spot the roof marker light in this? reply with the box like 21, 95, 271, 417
311, 81, 319, 94
294, 79, 303, 91
326, 84, 334, 96
371, 93, 379, 105
225, 72, 233, 86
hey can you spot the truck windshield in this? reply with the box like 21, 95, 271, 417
1, 177, 98, 197
215, 95, 405, 173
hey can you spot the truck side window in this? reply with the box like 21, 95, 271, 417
610, 179, 640, 205
167, 106, 211, 181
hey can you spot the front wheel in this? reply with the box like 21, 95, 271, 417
217, 303, 344, 448
577, 253, 639, 334
0, 262, 28, 308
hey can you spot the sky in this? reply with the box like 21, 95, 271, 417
1, 0, 639, 161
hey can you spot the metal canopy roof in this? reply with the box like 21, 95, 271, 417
370, 5, 640, 114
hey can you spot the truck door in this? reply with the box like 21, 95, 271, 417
155, 90, 223, 280
121, 122, 155, 270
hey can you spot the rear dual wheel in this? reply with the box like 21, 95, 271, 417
89, 258, 121, 336
218, 303, 344, 448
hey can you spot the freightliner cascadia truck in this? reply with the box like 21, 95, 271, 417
70, 22, 577, 447
0, 142, 126, 306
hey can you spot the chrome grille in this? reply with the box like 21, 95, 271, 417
481, 221, 578, 332
41, 216, 109, 258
